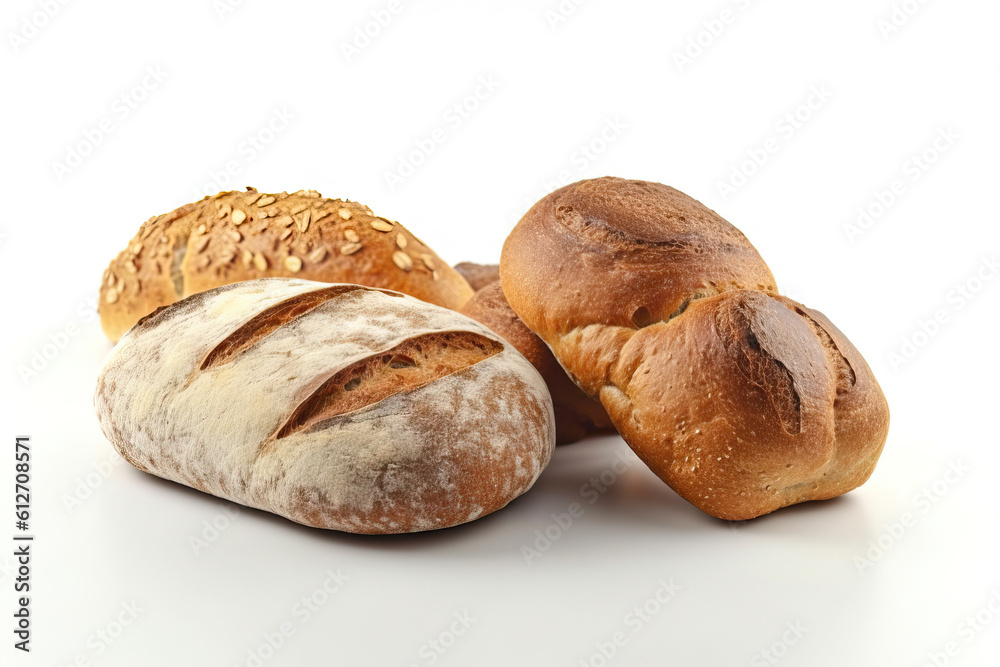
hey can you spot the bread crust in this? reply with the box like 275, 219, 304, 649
603, 291, 888, 520
500, 177, 889, 520
99, 189, 475, 342
94, 279, 555, 534
461, 282, 613, 444
500, 177, 778, 345
453, 262, 500, 292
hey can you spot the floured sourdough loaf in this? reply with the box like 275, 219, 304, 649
94, 278, 555, 534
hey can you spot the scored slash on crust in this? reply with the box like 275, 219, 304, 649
199, 285, 390, 370
270, 331, 504, 442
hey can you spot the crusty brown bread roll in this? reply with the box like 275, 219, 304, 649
461, 282, 614, 444
453, 262, 500, 292
99, 188, 475, 342
94, 278, 555, 533
500, 177, 889, 520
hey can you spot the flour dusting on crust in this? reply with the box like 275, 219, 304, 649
94, 278, 555, 533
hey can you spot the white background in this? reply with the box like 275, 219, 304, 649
2, 0, 999, 665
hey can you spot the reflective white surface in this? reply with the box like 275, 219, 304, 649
2, 0, 998, 664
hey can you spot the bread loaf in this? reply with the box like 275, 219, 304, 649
451, 260, 613, 443
99, 189, 475, 342
453, 262, 500, 292
500, 177, 889, 520
462, 282, 613, 444
94, 278, 555, 533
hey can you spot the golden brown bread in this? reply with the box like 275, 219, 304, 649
99, 188, 475, 341
601, 290, 888, 520
461, 282, 614, 444
500, 178, 777, 346
500, 176, 889, 520
453, 262, 500, 292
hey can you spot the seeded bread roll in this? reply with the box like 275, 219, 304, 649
99, 188, 475, 342
461, 282, 613, 444
500, 177, 889, 520
94, 279, 555, 534
453, 262, 500, 292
